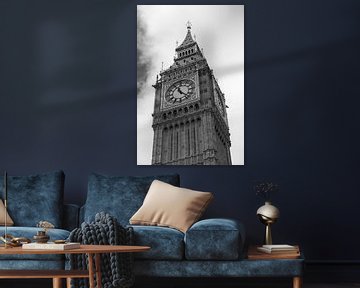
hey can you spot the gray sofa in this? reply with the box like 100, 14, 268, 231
81, 173, 304, 282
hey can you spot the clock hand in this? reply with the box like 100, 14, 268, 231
177, 87, 184, 94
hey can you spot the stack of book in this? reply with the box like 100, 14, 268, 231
257, 244, 299, 254
22, 242, 80, 250
248, 244, 300, 260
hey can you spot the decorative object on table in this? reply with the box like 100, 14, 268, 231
54, 239, 67, 244
34, 220, 55, 243
0, 234, 31, 247
254, 181, 280, 245
33, 230, 50, 243
69, 212, 135, 288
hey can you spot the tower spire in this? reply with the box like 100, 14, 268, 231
176, 21, 195, 51
186, 21, 192, 30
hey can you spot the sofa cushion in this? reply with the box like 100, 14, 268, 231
84, 173, 180, 225
184, 218, 245, 260
130, 180, 213, 233
0, 171, 65, 227
130, 225, 184, 260
0, 199, 14, 226
0, 227, 70, 261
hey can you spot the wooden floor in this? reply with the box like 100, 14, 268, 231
305, 285, 360, 288
1, 279, 360, 288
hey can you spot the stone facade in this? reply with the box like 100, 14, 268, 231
151, 23, 231, 165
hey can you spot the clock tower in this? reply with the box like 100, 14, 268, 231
151, 22, 232, 165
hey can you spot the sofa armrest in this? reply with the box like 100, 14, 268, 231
184, 218, 245, 260
63, 204, 80, 231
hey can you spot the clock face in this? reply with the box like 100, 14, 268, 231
165, 79, 195, 104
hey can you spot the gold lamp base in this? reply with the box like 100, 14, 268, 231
265, 223, 272, 245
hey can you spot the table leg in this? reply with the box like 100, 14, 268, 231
88, 253, 95, 288
52, 278, 62, 288
95, 253, 102, 288
293, 276, 302, 288
66, 277, 72, 288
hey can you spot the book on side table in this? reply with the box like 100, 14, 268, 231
248, 245, 300, 259
22, 242, 80, 250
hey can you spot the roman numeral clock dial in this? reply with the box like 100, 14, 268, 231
165, 79, 195, 105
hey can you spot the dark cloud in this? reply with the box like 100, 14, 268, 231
137, 11, 153, 98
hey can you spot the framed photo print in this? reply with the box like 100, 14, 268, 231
137, 5, 244, 165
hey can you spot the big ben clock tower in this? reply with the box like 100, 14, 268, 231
151, 22, 232, 165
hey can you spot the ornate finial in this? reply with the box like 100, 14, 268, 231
194, 34, 196, 41
176, 40, 178, 47
186, 21, 192, 30
161, 62, 164, 71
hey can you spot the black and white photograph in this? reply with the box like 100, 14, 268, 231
137, 5, 244, 165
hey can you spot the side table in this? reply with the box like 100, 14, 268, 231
247, 245, 304, 288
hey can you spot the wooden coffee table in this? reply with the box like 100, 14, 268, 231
0, 244, 150, 288
247, 245, 303, 288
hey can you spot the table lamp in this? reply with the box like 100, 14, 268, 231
256, 201, 280, 245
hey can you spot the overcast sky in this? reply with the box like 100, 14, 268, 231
137, 5, 244, 165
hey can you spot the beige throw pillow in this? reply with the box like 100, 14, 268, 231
0, 199, 14, 226
130, 180, 213, 233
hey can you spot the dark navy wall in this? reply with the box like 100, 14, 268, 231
1, 0, 360, 262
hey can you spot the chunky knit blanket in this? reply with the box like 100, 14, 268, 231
68, 212, 134, 288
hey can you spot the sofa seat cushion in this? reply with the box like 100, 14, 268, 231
185, 218, 245, 260
0, 227, 70, 261
0, 170, 65, 227
84, 174, 180, 226
130, 225, 184, 260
